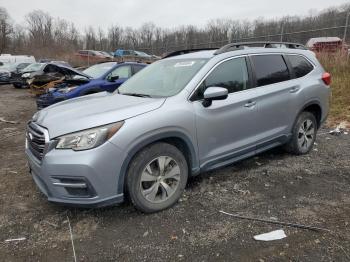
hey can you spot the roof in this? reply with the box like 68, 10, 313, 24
165, 50, 216, 60
306, 37, 342, 47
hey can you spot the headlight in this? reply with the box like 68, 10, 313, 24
22, 73, 30, 78
59, 86, 78, 94
56, 122, 124, 151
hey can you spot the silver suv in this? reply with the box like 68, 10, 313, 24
26, 42, 331, 213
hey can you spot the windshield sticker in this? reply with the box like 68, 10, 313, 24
174, 61, 196, 67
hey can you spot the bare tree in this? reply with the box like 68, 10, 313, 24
0, 7, 13, 53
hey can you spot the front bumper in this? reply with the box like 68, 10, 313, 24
26, 136, 126, 207
0, 74, 10, 83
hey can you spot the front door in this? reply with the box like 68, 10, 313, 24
102, 65, 132, 92
191, 57, 259, 170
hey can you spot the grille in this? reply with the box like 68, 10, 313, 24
27, 122, 46, 161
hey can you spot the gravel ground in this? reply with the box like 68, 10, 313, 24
0, 85, 349, 262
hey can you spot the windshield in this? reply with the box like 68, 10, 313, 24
23, 63, 45, 72
83, 62, 116, 78
117, 58, 208, 97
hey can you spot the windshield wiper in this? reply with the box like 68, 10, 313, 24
120, 92, 151, 98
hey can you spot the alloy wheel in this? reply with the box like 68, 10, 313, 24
140, 156, 181, 203
297, 119, 315, 151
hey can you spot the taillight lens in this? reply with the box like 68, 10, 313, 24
322, 72, 331, 86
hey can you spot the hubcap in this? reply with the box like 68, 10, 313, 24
140, 156, 180, 203
298, 119, 315, 151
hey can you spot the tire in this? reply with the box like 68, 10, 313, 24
126, 142, 188, 213
13, 83, 22, 89
284, 111, 317, 155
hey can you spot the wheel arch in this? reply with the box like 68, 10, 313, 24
300, 101, 322, 128
117, 131, 199, 194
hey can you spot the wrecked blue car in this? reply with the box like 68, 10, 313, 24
36, 62, 146, 110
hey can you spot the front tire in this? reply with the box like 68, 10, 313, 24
126, 142, 188, 213
284, 111, 317, 155
13, 83, 22, 88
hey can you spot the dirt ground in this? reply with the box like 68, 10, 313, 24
0, 84, 349, 262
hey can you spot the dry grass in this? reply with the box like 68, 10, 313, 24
317, 52, 350, 126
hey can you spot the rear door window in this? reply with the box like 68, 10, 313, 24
193, 57, 250, 100
132, 65, 145, 75
251, 55, 290, 86
287, 55, 314, 78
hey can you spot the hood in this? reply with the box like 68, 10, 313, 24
50, 64, 91, 79
35, 92, 166, 138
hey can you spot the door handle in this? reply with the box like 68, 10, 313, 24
289, 86, 300, 93
244, 101, 256, 108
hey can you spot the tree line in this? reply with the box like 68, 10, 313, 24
0, 4, 349, 58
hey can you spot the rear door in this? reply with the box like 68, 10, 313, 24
132, 64, 145, 75
249, 54, 299, 149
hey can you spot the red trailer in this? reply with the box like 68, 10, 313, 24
306, 37, 347, 53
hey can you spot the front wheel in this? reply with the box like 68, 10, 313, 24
284, 111, 317, 155
126, 143, 188, 213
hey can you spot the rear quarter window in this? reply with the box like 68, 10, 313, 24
287, 55, 314, 78
251, 55, 290, 87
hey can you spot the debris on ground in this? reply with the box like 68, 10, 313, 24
254, 229, 287, 241
4, 237, 26, 243
0, 117, 19, 124
219, 210, 330, 232
329, 122, 349, 136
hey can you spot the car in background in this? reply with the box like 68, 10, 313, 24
0, 62, 32, 84
113, 49, 137, 57
36, 62, 147, 109
12, 62, 72, 88
0, 54, 35, 64
75, 50, 111, 62
97, 51, 114, 59
12, 63, 46, 88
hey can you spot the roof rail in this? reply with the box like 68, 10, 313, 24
162, 48, 218, 59
214, 41, 307, 55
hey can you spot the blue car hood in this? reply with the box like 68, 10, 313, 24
35, 92, 166, 138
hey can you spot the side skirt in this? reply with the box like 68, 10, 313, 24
200, 134, 290, 173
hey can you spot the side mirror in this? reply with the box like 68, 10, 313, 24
202, 87, 228, 107
108, 75, 119, 82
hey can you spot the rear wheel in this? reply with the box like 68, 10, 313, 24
126, 142, 188, 213
13, 83, 22, 89
284, 111, 317, 155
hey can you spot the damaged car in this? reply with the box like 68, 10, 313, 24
0, 62, 32, 84
12, 62, 72, 90
36, 62, 147, 110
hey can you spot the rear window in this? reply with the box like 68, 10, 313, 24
251, 55, 290, 86
287, 55, 314, 78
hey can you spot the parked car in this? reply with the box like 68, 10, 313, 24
97, 51, 114, 59
114, 49, 136, 57
36, 62, 147, 109
12, 62, 72, 90
12, 63, 46, 88
28, 64, 91, 96
0, 62, 32, 84
26, 42, 330, 213
0, 54, 35, 64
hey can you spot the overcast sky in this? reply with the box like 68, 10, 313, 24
3, 0, 349, 30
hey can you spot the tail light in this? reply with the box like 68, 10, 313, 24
322, 72, 331, 86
